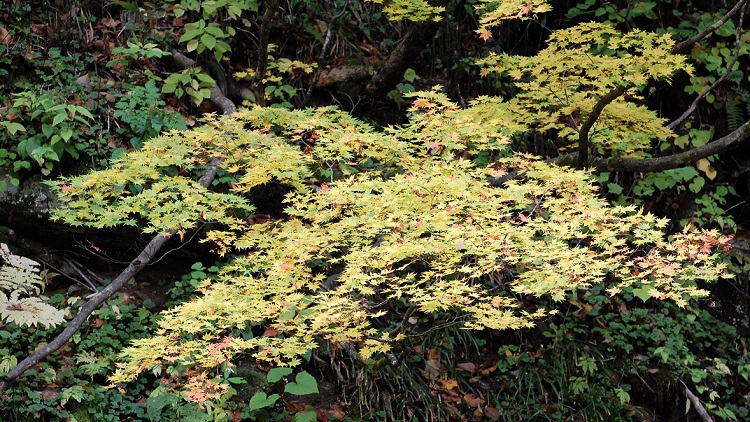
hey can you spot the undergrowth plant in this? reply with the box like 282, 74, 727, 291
0, 244, 63, 330
0, 294, 158, 421
489, 285, 750, 421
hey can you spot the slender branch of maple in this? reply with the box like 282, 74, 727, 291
587, 120, 750, 172
670, 0, 747, 54
0, 156, 225, 393
487, 120, 750, 186
668, 4, 746, 131
578, 85, 628, 167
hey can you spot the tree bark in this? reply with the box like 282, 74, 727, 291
171, 49, 237, 115
363, 21, 439, 99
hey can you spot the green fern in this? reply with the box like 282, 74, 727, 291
725, 93, 745, 132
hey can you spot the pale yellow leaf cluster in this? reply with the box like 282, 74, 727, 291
368, 0, 445, 22
78, 100, 727, 384
476, 0, 552, 33
478, 22, 693, 157
47, 22, 726, 385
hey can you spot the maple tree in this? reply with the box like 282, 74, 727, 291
1, 0, 748, 419
46, 17, 732, 389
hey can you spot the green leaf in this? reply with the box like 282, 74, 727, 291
60, 385, 84, 406
74, 106, 94, 120
248, 392, 280, 410
204, 26, 226, 38
179, 26, 205, 43
632, 285, 653, 302
267, 367, 293, 382
60, 128, 73, 143
195, 73, 215, 85
284, 371, 319, 395
51, 112, 67, 127
292, 410, 318, 422
186, 38, 199, 53
606, 183, 623, 195
688, 176, 705, 193
201, 34, 217, 50
653, 175, 674, 190
1, 121, 26, 135
404, 68, 417, 82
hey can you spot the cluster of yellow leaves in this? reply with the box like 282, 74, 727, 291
50, 13, 729, 389
478, 22, 693, 157
82, 93, 729, 385
368, 0, 445, 22
475, 0, 552, 38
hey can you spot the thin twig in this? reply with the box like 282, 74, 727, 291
680, 380, 713, 422
251, 0, 278, 104
301, 1, 350, 108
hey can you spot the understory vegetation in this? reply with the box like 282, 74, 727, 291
1, 0, 749, 421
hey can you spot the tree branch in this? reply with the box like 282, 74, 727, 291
171, 49, 237, 115
668, 3, 746, 130
588, 120, 750, 172
488, 120, 750, 186
578, 85, 628, 167
363, 20, 439, 99
0, 156, 227, 393
251, 0, 278, 105
680, 380, 713, 422
670, 0, 747, 54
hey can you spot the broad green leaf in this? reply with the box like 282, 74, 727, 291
248, 392, 280, 410
267, 367, 293, 382
284, 371, 319, 395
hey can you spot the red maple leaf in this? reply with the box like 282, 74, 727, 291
521, 1, 533, 15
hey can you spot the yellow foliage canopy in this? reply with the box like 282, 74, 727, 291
48, 22, 728, 387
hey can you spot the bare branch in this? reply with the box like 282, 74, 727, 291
680, 380, 713, 422
251, 0, 278, 105
670, 0, 747, 54
668, 4, 746, 130
590, 120, 750, 172
488, 120, 750, 186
